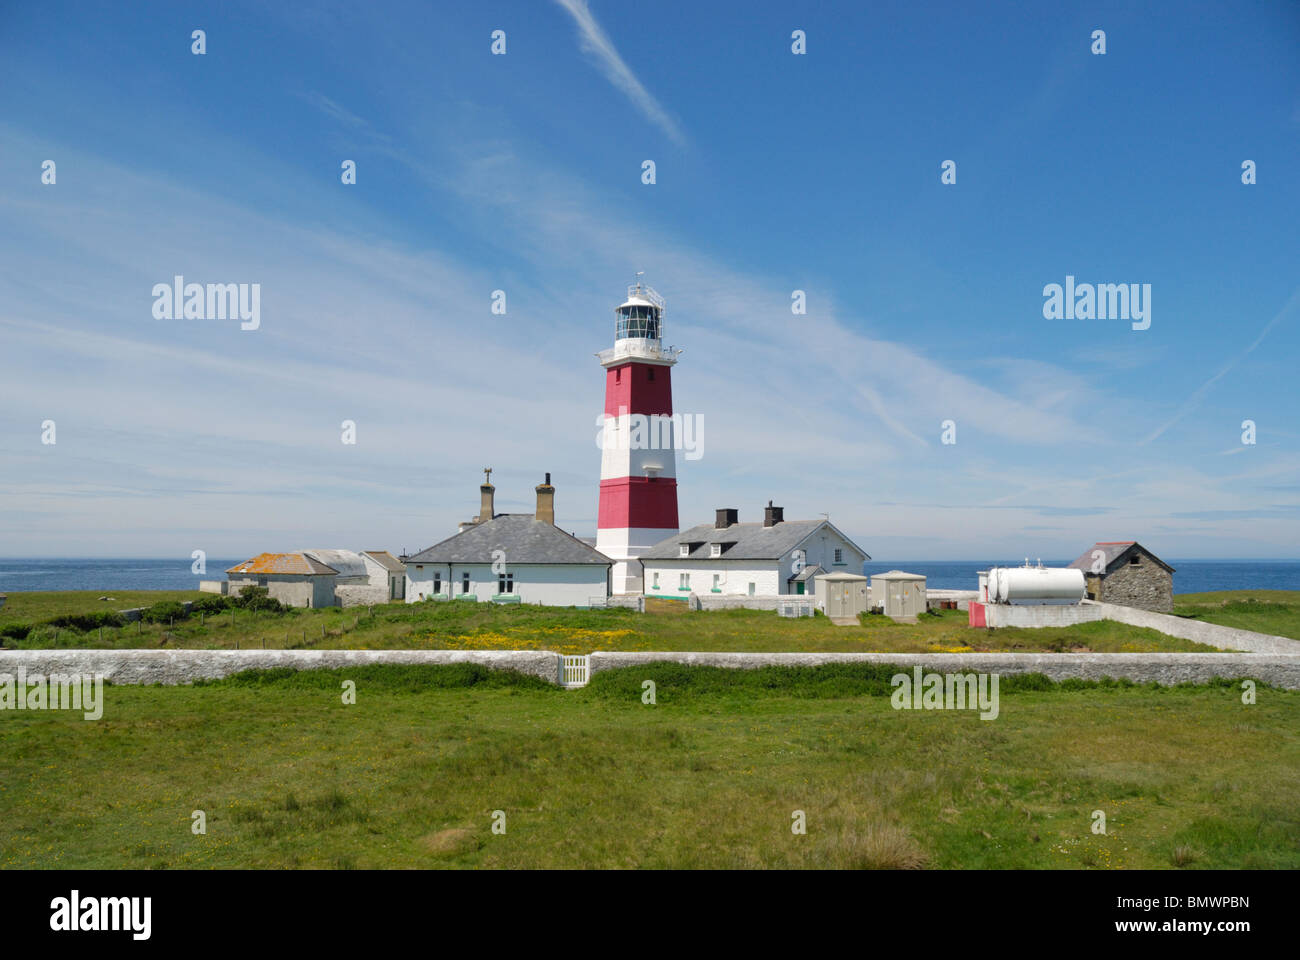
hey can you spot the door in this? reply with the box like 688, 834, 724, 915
796, 581, 805, 595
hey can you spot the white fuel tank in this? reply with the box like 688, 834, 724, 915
988, 566, 1085, 605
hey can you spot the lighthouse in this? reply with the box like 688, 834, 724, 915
596, 278, 682, 594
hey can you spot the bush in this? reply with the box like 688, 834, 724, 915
0, 622, 33, 641
46, 611, 126, 631
233, 585, 285, 613
193, 595, 230, 614
142, 600, 188, 624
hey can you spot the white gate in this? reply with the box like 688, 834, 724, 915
561, 655, 589, 688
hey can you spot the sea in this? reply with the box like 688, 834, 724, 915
0, 558, 1296, 595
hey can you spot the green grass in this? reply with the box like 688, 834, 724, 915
0, 590, 205, 628
1174, 590, 1300, 640
0, 590, 1231, 653
1, 664, 1295, 869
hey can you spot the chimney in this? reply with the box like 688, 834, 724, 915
764, 500, 784, 527
477, 471, 495, 523
715, 507, 738, 529
535, 472, 555, 525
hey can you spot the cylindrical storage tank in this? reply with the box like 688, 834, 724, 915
987, 567, 1007, 603
999, 567, 1085, 605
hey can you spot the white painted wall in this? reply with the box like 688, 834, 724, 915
642, 559, 782, 597
643, 522, 867, 598
405, 563, 609, 607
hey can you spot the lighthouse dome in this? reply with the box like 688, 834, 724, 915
615, 281, 664, 341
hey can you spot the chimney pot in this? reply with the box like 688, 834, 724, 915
764, 502, 784, 527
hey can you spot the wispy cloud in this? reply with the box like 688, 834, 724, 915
553, 0, 685, 145
1142, 287, 1300, 444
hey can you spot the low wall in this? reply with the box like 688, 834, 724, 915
198, 581, 226, 595
335, 584, 390, 608
983, 603, 1105, 628
1092, 601, 1300, 654
692, 594, 815, 612
588, 651, 1300, 689
6, 648, 1299, 690
0, 649, 562, 685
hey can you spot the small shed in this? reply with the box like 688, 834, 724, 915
1067, 541, 1174, 613
815, 572, 869, 619
871, 570, 927, 619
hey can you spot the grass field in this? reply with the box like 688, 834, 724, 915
0, 590, 205, 628
0, 589, 1232, 653
1173, 591, 1300, 640
1, 664, 1295, 870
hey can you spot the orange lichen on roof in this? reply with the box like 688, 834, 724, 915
226, 552, 339, 576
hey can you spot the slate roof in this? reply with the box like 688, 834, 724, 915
226, 553, 338, 576
1067, 541, 1175, 575
405, 515, 612, 565
362, 550, 406, 573
641, 519, 869, 562
792, 563, 824, 582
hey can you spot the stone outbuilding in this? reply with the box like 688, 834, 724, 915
225, 553, 339, 608
1067, 541, 1174, 613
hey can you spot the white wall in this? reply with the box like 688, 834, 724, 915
642, 559, 782, 597
782, 526, 867, 586
405, 563, 609, 607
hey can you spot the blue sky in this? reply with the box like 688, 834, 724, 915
1, 0, 1297, 561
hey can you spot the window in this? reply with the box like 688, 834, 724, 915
712, 573, 720, 591
710, 543, 722, 558
748, 582, 756, 596
497, 572, 514, 594
647, 367, 655, 381
433, 573, 442, 594
1129, 555, 1140, 565
834, 548, 844, 564
679, 543, 690, 557
652, 571, 660, 589
461, 572, 471, 594
615, 368, 622, 383
679, 573, 690, 590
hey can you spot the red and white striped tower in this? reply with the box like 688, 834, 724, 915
596, 278, 681, 594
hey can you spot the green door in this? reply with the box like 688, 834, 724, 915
796, 582, 805, 595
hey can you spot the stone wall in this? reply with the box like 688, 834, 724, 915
335, 584, 390, 608
1092, 601, 1300, 654
1095, 556, 1173, 613
0, 649, 562, 685
587, 650, 1300, 689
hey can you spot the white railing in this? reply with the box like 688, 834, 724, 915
596, 340, 683, 366
561, 655, 590, 688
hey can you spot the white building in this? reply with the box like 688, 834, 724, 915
639, 503, 869, 599
404, 474, 612, 607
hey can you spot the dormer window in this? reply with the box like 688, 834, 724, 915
679, 544, 690, 557
710, 543, 722, 558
